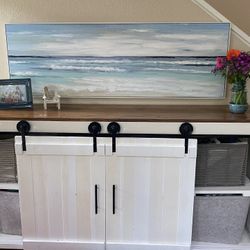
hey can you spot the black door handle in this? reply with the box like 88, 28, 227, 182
95, 184, 98, 214
113, 185, 116, 214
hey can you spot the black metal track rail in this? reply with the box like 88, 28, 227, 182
1, 120, 249, 153
2, 132, 250, 138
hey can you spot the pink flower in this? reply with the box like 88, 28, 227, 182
215, 57, 225, 69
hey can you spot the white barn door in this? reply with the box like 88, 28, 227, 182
15, 136, 105, 250
105, 138, 197, 250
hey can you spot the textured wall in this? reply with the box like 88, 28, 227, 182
206, 0, 250, 35
0, 0, 248, 104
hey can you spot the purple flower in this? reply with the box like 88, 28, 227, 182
212, 50, 250, 82
236, 52, 250, 76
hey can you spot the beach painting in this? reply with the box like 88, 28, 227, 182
5, 23, 230, 98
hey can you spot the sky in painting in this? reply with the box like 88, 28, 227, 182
6, 23, 230, 57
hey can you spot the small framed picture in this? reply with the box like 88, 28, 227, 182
0, 78, 33, 109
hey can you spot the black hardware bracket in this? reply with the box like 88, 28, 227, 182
16, 120, 31, 151
179, 122, 194, 154
107, 122, 121, 153
88, 122, 102, 153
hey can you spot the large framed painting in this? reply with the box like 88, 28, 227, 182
5, 23, 230, 99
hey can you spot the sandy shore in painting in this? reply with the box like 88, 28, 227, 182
37, 76, 225, 99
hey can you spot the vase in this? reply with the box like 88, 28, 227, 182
229, 81, 248, 114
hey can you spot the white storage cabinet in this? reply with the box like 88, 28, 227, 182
15, 136, 197, 250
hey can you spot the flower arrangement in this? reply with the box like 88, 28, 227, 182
212, 49, 250, 111
212, 49, 250, 83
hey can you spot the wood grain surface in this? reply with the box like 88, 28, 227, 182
0, 104, 249, 122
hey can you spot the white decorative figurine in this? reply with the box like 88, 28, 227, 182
43, 86, 61, 110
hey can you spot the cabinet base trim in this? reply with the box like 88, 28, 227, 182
106, 242, 190, 250
23, 240, 190, 250
23, 240, 104, 250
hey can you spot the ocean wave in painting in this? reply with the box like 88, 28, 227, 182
8, 55, 224, 98
11, 71, 40, 77
39, 65, 127, 73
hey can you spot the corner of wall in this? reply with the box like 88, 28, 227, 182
0, 25, 9, 78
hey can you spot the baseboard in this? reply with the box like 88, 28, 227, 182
23, 240, 105, 250
106, 242, 191, 250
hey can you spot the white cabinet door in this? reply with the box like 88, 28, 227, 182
105, 138, 197, 250
15, 136, 105, 250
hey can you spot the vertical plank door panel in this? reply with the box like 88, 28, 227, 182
105, 138, 197, 250
15, 136, 105, 250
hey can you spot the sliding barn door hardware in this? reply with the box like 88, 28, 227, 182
179, 122, 194, 154
88, 122, 102, 153
12, 120, 250, 154
107, 122, 121, 153
16, 120, 31, 151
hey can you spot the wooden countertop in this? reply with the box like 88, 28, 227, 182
0, 104, 249, 122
